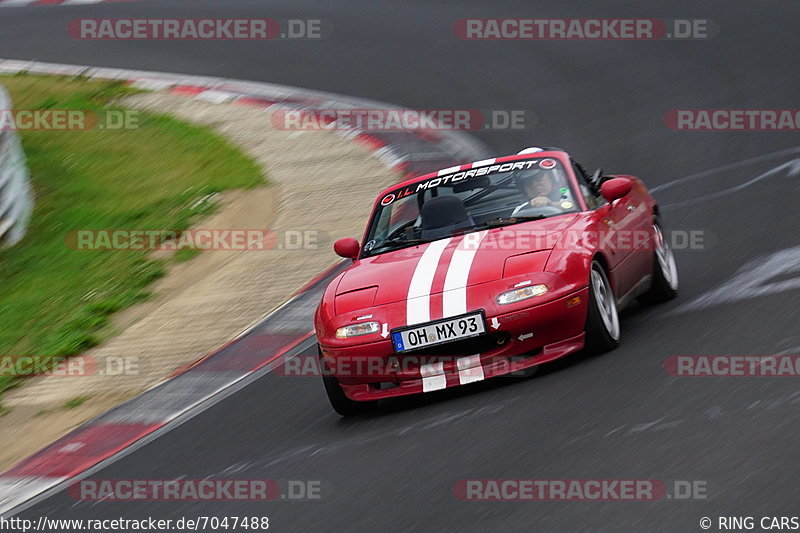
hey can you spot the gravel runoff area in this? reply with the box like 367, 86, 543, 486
0, 92, 400, 471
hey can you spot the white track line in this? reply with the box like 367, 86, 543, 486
652, 146, 800, 193
2, 335, 319, 517
663, 158, 800, 209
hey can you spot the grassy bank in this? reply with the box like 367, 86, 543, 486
0, 75, 264, 405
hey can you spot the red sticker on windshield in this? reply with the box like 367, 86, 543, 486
539, 158, 556, 169
381, 194, 396, 206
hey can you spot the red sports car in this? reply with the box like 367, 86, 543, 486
314, 147, 678, 415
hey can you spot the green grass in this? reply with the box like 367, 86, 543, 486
63, 396, 91, 410
173, 247, 203, 263
0, 75, 265, 405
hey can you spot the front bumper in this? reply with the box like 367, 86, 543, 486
319, 287, 589, 401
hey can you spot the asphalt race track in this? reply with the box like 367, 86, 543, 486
2, 1, 800, 531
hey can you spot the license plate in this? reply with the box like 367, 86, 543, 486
392, 312, 486, 353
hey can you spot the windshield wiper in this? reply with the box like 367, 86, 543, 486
478, 215, 547, 228
442, 216, 547, 239
366, 236, 426, 255
371, 216, 548, 253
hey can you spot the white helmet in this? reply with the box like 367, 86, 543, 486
517, 147, 544, 155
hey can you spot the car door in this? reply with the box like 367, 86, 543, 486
602, 177, 652, 298
572, 161, 649, 299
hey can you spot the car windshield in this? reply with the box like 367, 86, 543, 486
361, 157, 580, 257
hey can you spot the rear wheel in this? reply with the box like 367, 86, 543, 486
639, 218, 679, 305
319, 346, 377, 416
584, 260, 620, 353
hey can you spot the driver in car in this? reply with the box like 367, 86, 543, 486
512, 168, 572, 215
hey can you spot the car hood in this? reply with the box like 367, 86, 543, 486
335, 215, 578, 310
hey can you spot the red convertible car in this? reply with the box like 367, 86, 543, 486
314, 147, 678, 415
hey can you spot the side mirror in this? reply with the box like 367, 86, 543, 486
600, 177, 633, 203
334, 238, 360, 260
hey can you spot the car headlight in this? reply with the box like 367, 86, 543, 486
335, 321, 381, 338
496, 284, 548, 305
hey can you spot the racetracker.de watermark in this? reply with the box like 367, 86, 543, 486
67, 479, 322, 501
0, 355, 140, 377
362, 228, 705, 252
453, 18, 716, 40
281, 354, 503, 378
665, 356, 800, 377
270, 108, 531, 131
0, 110, 139, 131
453, 479, 707, 500
65, 229, 322, 251
664, 109, 800, 131
68, 18, 330, 40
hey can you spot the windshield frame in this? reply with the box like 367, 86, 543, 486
359, 152, 586, 259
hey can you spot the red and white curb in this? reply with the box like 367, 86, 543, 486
0, 59, 490, 177
0, 59, 489, 515
0, 269, 331, 515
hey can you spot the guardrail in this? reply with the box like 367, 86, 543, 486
0, 84, 33, 247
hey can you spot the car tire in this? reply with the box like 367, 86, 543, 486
319, 346, 377, 416
584, 260, 621, 353
639, 217, 679, 305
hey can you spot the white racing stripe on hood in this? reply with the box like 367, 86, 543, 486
406, 238, 452, 325
442, 230, 489, 317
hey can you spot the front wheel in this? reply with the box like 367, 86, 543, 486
319, 346, 377, 416
584, 260, 621, 353
639, 218, 679, 305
